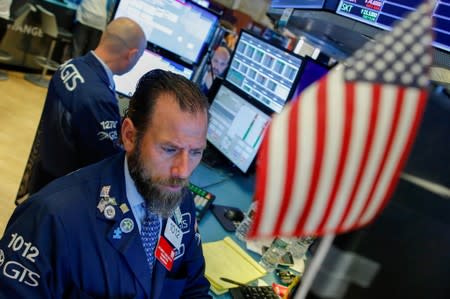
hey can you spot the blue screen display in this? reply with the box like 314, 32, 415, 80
292, 58, 330, 100
114, 0, 219, 64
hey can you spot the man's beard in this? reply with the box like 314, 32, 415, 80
128, 144, 188, 218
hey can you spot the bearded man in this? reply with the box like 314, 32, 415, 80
0, 70, 212, 299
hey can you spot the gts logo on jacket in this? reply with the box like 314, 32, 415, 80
60, 60, 86, 91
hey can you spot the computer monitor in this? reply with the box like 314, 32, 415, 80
114, 48, 193, 97
292, 57, 332, 99
207, 83, 271, 173
224, 30, 305, 113
335, 0, 450, 53
113, 0, 219, 65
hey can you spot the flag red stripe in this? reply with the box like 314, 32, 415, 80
353, 87, 405, 227
316, 82, 355, 234
274, 101, 300, 234
295, 80, 327, 234
250, 125, 270, 236
375, 91, 428, 214
338, 84, 382, 229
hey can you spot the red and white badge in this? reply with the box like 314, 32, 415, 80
155, 236, 175, 271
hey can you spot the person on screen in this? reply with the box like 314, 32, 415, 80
200, 45, 231, 95
20, 17, 146, 198
0, 70, 212, 298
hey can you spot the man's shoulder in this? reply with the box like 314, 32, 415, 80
56, 54, 106, 85
29, 154, 124, 213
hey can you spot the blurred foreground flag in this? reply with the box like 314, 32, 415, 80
249, 1, 435, 239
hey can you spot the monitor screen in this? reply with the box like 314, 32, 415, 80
207, 84, 271, 173
292, 57, 331, 99
114, 48, 193, 97
225, 30, 304, 113
335, 0, 450, 53
113, 0, 219, 64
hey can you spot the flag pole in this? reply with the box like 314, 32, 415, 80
294, 234, 335, 299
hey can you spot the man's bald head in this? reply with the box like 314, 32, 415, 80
101, 17, 146, 51
95, 17, 147, 75
211, 46, 231, 77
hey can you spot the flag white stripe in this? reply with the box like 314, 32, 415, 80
361, 88, 421, 223
280, 83, 318, 235
324, 81, 371, 231
304, 70, 345, 233
259, 108, 289, 235
343, 84, 398, 229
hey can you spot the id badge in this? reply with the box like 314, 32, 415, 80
164, 217, 183, 249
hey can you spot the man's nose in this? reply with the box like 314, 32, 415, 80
171, 151, 190, 179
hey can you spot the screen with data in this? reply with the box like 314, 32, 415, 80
225, 30, 304, 113
207, 84, 271, 173
114, 49, 193, 97
336, 0, 450, 53
113, 0, 219, 64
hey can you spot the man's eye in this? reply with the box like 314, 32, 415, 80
191, 150, 203, 157
163, 147, 176, 153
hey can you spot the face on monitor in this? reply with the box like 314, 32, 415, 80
225, 30, 304, 113
114, 49, 193, 97
113, 0, 219, 64
207, 84, 271, 173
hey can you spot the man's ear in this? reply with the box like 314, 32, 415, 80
121, 118, 136, 152
128, 48, 139, 62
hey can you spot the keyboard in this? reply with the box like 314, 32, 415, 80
229, 286, 279, 299
188, 182, 215, 221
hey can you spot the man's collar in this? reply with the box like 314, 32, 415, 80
90, 50, 115, 90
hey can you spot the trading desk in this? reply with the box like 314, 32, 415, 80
191, 163, 273, 298
192, 163, 255, 241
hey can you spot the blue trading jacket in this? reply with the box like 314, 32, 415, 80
31, 52, 122, 193
0, 153, 211, 299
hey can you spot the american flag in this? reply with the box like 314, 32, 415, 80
248, 1, 434, 239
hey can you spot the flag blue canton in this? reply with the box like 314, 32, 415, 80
344, 1, 434, 88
